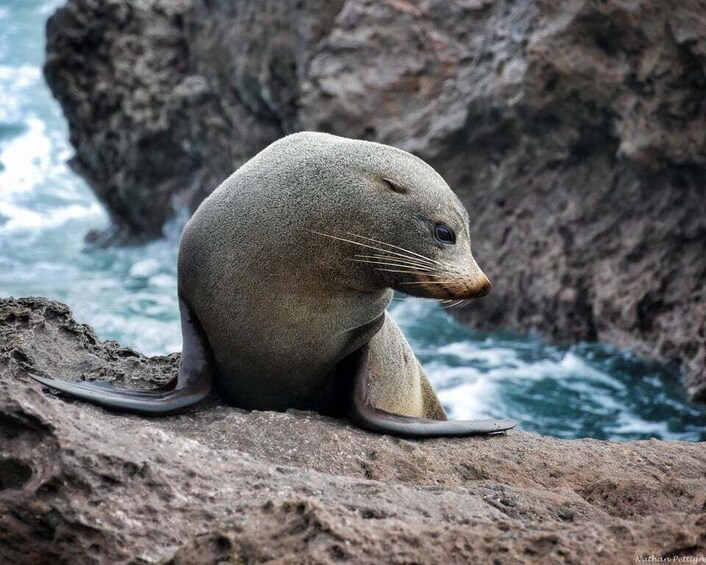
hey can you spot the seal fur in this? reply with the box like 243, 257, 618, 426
30, 132, 515, 436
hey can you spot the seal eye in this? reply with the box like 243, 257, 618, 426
382, 177, 408, 194
434, 223, 456, 244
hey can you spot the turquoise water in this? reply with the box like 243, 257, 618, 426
1, 0, 704, 441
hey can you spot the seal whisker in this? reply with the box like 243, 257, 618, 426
310, 230, 438, 266
441, 299, 467, 309
347, 258, 436, 272
343, 232, 442, 267
348, 255, 437, 271
354, 254, 437, 271
398, 280, 460, 285
374, 268, 447, 277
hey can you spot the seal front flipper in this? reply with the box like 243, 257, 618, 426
27, 297, 213, 415
345, 345, 516, 437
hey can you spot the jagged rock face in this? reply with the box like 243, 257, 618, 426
44, 0, 705, 397
1, 298, 705, 563
44, 0, 346, 241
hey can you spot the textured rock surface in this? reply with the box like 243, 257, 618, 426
44, 0, 705, 397
44, 0, 346, 241
2, 297, 706, 563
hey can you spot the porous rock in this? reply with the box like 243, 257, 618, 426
1, 297, 705, 563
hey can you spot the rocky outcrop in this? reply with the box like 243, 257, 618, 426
1, 297, 705, 563
43, 0, 346, 241
44, 0, 705, 397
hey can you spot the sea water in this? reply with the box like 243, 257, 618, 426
1, 0, 704, 441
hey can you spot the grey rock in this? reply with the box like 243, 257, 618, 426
1, 297, 705, 563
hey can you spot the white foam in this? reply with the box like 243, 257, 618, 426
606, 413, 671, 438
0, 117, 52, 193
0, 65, 41, 122
0, 200, 103, 233
129, 259, 162, 278
436, 374, 499, 420
0, 94, 105, 233
436, 341, 523, 368
149, 274, 177, 289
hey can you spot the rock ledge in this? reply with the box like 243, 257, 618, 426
1, 297, 705, 563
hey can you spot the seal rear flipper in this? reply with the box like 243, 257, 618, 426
26, 373, 209, 414
27, 297, 214, 416
346, 344, 516, 437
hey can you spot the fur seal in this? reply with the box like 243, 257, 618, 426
30, 132, 515, 437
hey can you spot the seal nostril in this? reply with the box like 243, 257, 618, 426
473, 278, 492, 298
0, 458, 33, 490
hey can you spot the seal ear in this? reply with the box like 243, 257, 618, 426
382, 178, 408, 194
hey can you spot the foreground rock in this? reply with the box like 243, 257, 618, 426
44, 0, 706, 401
1, 297, 705, 563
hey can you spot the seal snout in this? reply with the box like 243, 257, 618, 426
460, 275, 491, 299
473, 277, 492, 298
